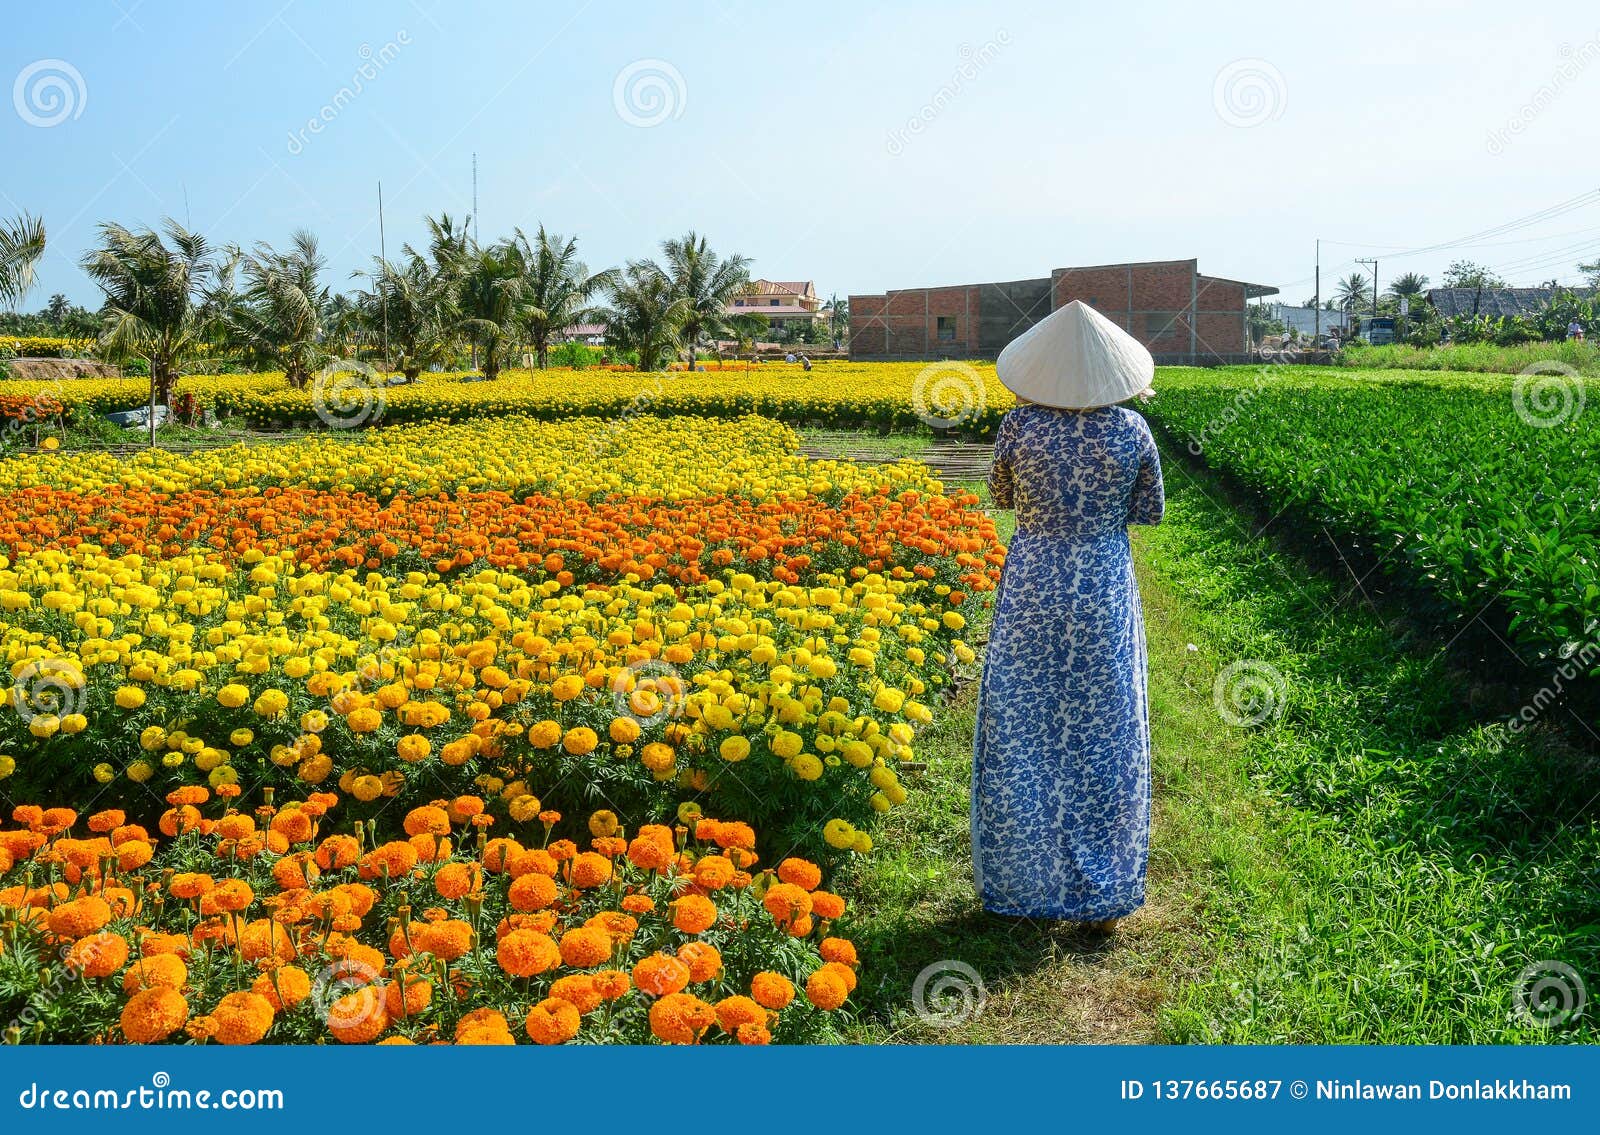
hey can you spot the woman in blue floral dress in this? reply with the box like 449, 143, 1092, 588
972, 301, 1164, 929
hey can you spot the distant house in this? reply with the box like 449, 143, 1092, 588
727, 280, 825, 332
1427, 286, 1596, 319
557, 322, 607, 345
1264, 302, 1351, 337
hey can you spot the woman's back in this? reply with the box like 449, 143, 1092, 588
989, 403, 1163, 538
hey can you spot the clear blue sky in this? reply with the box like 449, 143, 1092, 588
5, 0, 1599, 310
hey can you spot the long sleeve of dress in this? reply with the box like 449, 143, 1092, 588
1128, 422, 1164, 526
988, 413, 1016, 509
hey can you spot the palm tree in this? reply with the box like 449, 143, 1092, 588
511, 226, 614, 369
820, 294, 848, 343
727, 313, 769, 355
0, 212, 46, 312
357, 252, 457, 381
1385, 272, 1429, 301
226, 230, 329, 388
44, 293, 70, 324
653, 232, 751, 371
1334, 272, 1372, 313
599, 262, 686, 372
81, 219, 219, 447
455, 240, 525, 380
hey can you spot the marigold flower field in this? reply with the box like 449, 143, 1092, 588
0, 402, 1003, 1044
0, 361, 1016, 434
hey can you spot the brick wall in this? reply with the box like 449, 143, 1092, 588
851, 261, 1266, 362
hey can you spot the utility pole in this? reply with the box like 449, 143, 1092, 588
378, 180, 390, 368
1314, 239, 1321, 342
1355, 257, 1379, 337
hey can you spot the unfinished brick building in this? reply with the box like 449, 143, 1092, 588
849, 259, 1277, 364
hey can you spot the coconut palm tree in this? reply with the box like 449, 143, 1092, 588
226, 230, 329, 388
510, 226, 614, 369
1385, 272, 1429, 301
0, 212, 46, 312
455, 240, 526, 380
653, 232, 751, 371
357, 252, 457, 381
1334, 272, 1372, 313
727, 313, 769, 355
81, 219, 219, 447
821, 294, 848, 343
599, 261, 686, 372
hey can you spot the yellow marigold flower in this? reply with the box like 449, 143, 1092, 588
114, 686, 146, 710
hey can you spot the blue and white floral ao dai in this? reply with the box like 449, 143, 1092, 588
972, 403, 1164, 920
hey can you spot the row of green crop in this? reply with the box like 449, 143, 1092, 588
1143, 366, 1600, 672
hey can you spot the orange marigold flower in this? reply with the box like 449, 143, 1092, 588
736, 1022, 772, 1045
805, 967, 849, 1010
508, 872, 558, 912
524, 997, 582, 1045
455, 1007, 513, 1045
327, 989, 389, 1044
403, 805, 451, 837
762, 882, 813, 927
620, 894, 656, 914
138, 932, 190, 959
433, 862, 480, 901
672, 894, 719, 935
269, 808, 314, 844
558, 927, 612, 968
125, 954, 188, 995
506, 847, 558, 878
67, 932, 129, 979
314, 834, 360, 870
252, 965, 310, 1010
678, 941, 723, 984
632, 952, 691, 997
168, 872, 215, 900
199, 878, 254, 914
776, 857, 823, 891
547, 838, 578, 861
496, 929, 560, 977
569, 851, 613, 889
414, 919, 473, 961
359, 840, 419, 880
811, 890, 847, 921
592, 969, 631, 1001
648, 992, 715, 1044
750, 971, 795, 1010
384, 976, 432, 1019
482, 837, 523, 873
237, 919, 297, 963
121, 986, 189, 1043
47, 895, 111, 939
715, 995, 768, 1033
549, 974, 604, 1014
712, 821, 756, 851
212, 991, 275, 1045
693, 854, 736, 890
821, 960, 858, 993
87, 809, 125, 833
819, 937, 858, 967
626, 832, 674, 871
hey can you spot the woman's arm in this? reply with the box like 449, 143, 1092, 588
987, 413, 1015, 508
1128, 422, 1164, 525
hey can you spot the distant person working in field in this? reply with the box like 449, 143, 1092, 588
1569, 319, 1585, 342
973, 302, 1163, 935
799, 354, 812, 371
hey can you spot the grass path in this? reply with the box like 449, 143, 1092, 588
837, 433, 1598, 1043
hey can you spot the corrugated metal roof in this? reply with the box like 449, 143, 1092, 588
1427, 286, 1595, 318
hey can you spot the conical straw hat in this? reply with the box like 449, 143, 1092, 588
995, 300, 1155, 410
